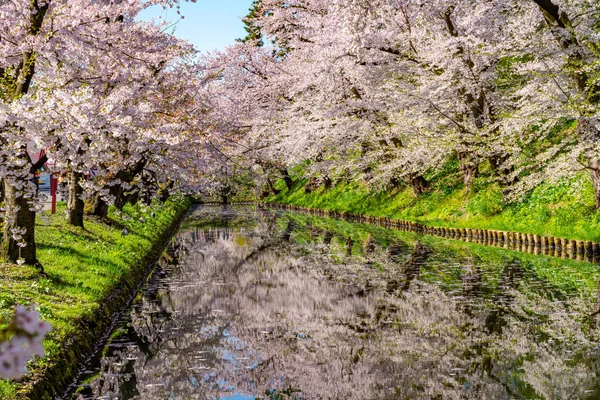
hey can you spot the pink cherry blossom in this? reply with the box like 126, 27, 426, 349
0, 307, 51, 380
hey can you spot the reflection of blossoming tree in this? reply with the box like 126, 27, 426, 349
79, 208, 600, 399
0, 307, 51, 380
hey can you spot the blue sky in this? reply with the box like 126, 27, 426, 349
139, 1, 255, 54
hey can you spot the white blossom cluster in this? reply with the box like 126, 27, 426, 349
0, 306, 52, 380
204, 0, 600, 204
0, 0, 222, 264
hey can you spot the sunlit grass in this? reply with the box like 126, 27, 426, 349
0, 197, 190, 398
267, 171, 600, 242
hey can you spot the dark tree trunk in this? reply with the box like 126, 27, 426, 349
489, 154, 506, 173
126, 190, 140, 206
90, 182, 125, 217
279, 168, 294, 191
2, 179, 38, 267
112, 184, 127, 211
66, 170, 84, 228
91, 160, 148, 213
409, 174, 429, 196
0, 1, 49, 269
461, 163, 478, 192
304, 177, 319, 194
158, 180, 174, 202
490, 154, 517, 185
89, 193, 109, 219
140, 173, 155, 205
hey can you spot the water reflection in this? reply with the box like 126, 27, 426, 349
71, 206, 600, 399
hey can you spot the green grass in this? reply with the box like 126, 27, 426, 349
0, 196, 190, 399
266, 171, 600, 242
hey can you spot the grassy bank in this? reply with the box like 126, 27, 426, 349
265, 171, 600, 243
0, 196, 191, 399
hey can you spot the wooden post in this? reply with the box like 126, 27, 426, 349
51, 174, 57, 215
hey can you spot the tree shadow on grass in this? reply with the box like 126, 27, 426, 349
38, 221, 125, 247
37, 243, 126, 284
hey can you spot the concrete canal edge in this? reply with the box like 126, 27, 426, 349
204, 201, 600, 263
18, 199, 192, 400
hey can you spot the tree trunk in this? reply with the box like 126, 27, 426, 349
305, 177, 319, 194
113, 185, 126, 211
458, 152, 478, 192
126, 190, 140, 206
490, 154, 506, 174
66, 170, 85, 228
140, 173, 155, 205
279, 168, 294, 191
388, 176, 404, 191
2, 179, 38, 266
490, 154, 517, 185
409, 174, 429, 196
589, 159, 600, 209
461, 163, 478, 192
158, 180, 174, 203
89, 193, 109, 219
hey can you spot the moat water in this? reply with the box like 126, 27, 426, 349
68, 205, 600, 399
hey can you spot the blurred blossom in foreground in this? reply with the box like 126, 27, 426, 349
0, 306, 52, 380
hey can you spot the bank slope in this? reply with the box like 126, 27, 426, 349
0, 196, 191, 400
265, 172, 600, 243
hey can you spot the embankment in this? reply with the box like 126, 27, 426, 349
0, 197, 191, 400
262, 173, 600, 243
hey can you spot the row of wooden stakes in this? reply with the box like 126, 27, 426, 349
201, 201, 600, 263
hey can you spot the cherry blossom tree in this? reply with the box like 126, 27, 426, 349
499, 0, 600, 205
214, 0, 516, 195
0, 0, 198, 265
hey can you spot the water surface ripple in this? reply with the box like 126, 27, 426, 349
71, 205, 600, 399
